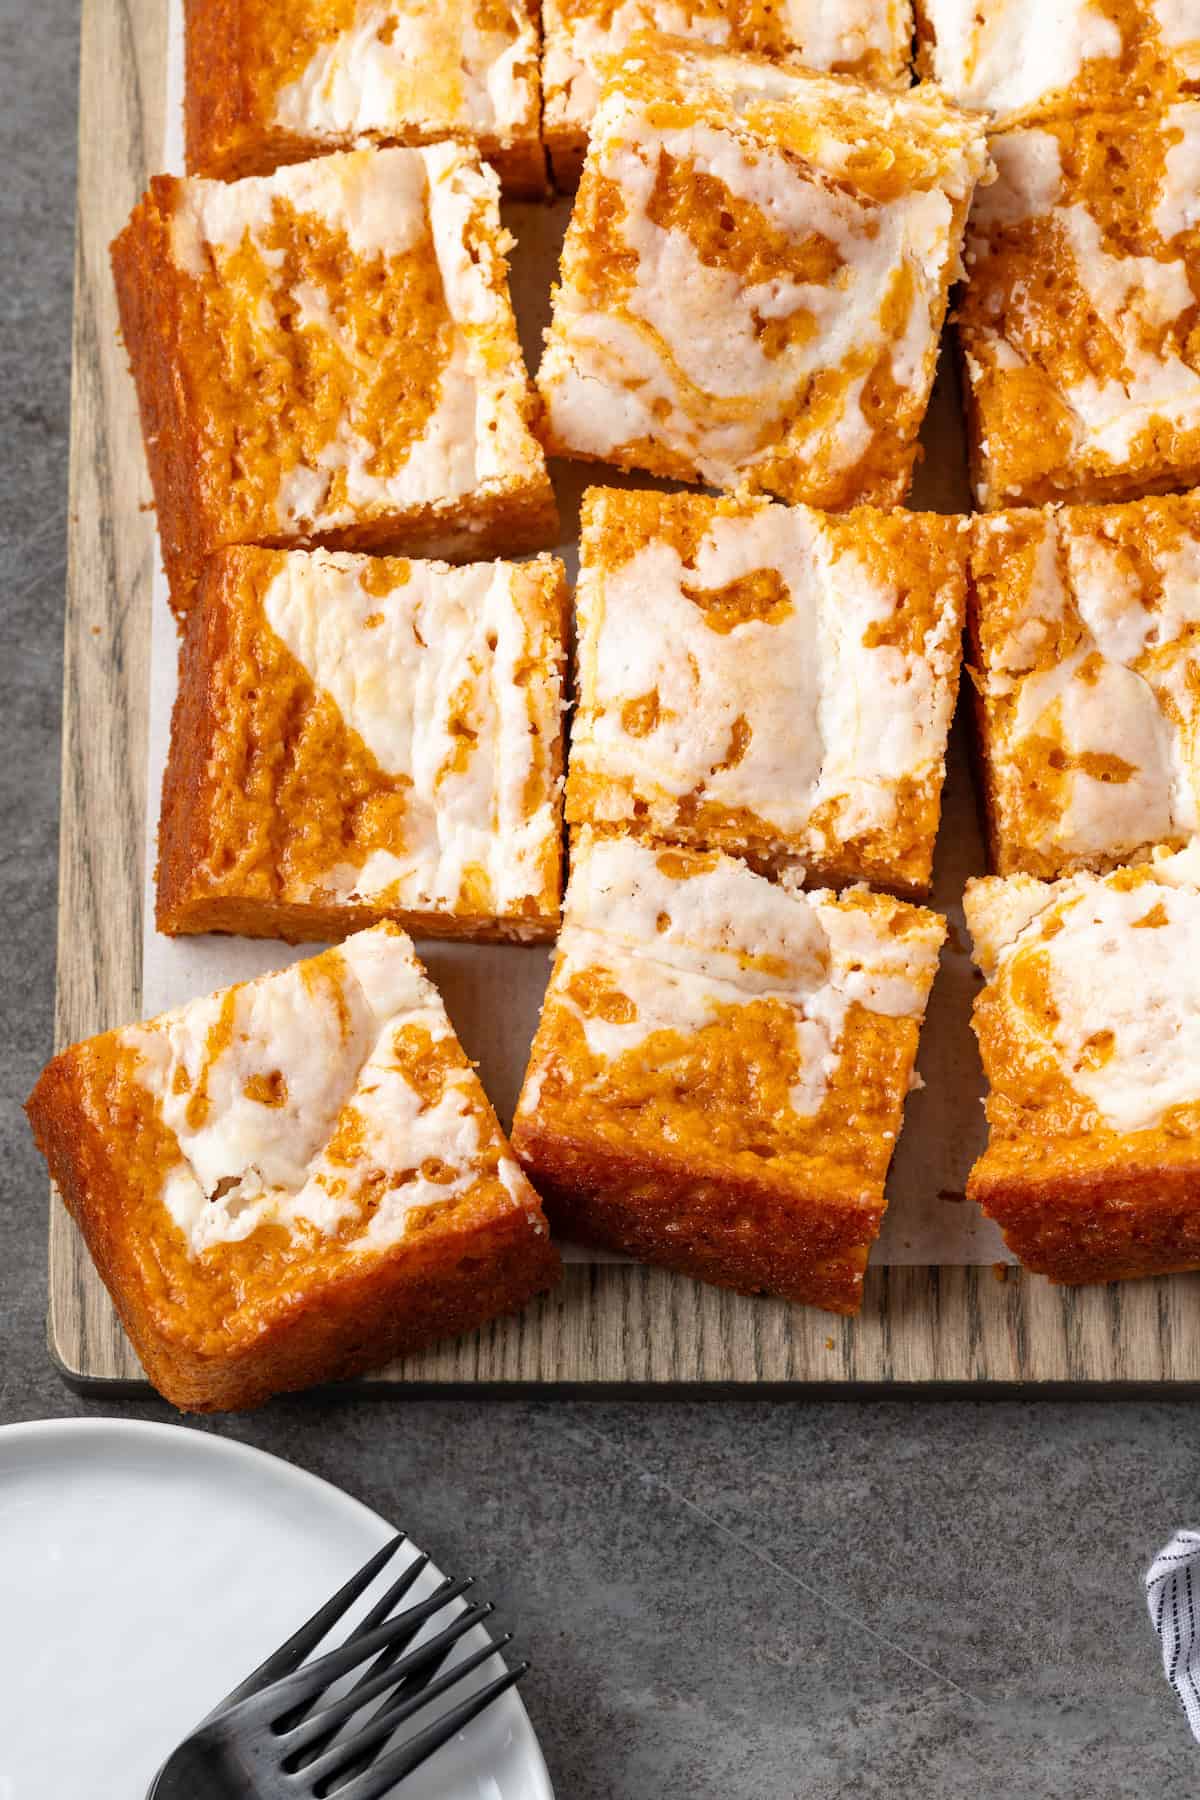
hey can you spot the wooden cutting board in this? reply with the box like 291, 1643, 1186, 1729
50, 0, 1200, 1389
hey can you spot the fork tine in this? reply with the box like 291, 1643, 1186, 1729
276, 1555, 434, 1736
282, 1600, 491, 1768
330, 1661, 530, 1800
245, 1577, 475, 1724
206, 1535, 408, 1717
343, 1556, 436, 1693
294, 1623, 507, 1788
352, 1553, 432, 1640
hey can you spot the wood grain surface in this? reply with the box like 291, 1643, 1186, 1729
50, 0, 1200, 1391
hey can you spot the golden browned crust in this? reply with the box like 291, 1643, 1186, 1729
183, 0, 548, 196
511, 1115, 873, 1312
911, 0, 936, 87
967, 1162, 1200, 1286
156, 560, 228, 933
111, 182, 209, 611
969, 444, 1200, 515
297, 485, 562, 580
156, 893, 562, 943
183, 0, 255, 182
545, 129, 588, 192
27, 1041, 560, 1412
964, 558, 1007, 877
479, 139, 550, 198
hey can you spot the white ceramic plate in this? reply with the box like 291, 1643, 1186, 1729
0, 1418, 553, 1800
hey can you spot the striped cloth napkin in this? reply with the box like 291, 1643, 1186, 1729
1147, 1531, 1200, 1738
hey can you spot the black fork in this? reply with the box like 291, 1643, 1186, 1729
147, 1535, 529, 1799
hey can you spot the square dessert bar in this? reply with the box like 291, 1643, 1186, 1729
26, 925, 560, 1411
536, 36, 990, 510
966, 851, 1200, 1284
969, 494, 1200, 879
511, 832, 945, 1313
184, 0, 546, 195
111, 145, 556, 616
959, 105, 1200, 509
542, 0, 912, 185
157, 546, 568, 943
915, 0, 1200, 128
566, 489, 969, 895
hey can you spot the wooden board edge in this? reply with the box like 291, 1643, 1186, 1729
49, 0, 1200, 1391
47, 1253, 1200, 1391
49, 0, 168, 1385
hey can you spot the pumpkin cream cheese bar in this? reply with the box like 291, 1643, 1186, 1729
26, 926, 560, 1411
183, 0, 547, 194
959, 103, 1200, 508
566, 489, 969, 895
157, 546, 567, 943
536, 36, 990, 509
966, 849, 1200, 1285
542, 0, 913, 185
111, 145, 556, 615
512, 833, 945, 1314
969, 493, 1200, 879
915, 0, 1200, 127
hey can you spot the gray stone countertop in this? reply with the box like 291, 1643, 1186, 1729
1, 5, 1195, 1793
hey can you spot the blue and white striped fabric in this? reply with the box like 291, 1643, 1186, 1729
1147, 1531, 1200, 1739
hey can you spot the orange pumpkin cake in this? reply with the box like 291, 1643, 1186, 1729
969, 494, 1200, 879
541, 0, 912, 186
535, 36, 990, 509
183, 0, 546, 196
510, 832, 945, 1313
26, 924, 560, 1411
111, 145, 556, 616
914, 0, 1200, 127
157, 546, 567, 943
965, 850, 1200, 1284
958, 104, 1200, 509
566, 488, 969, 895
